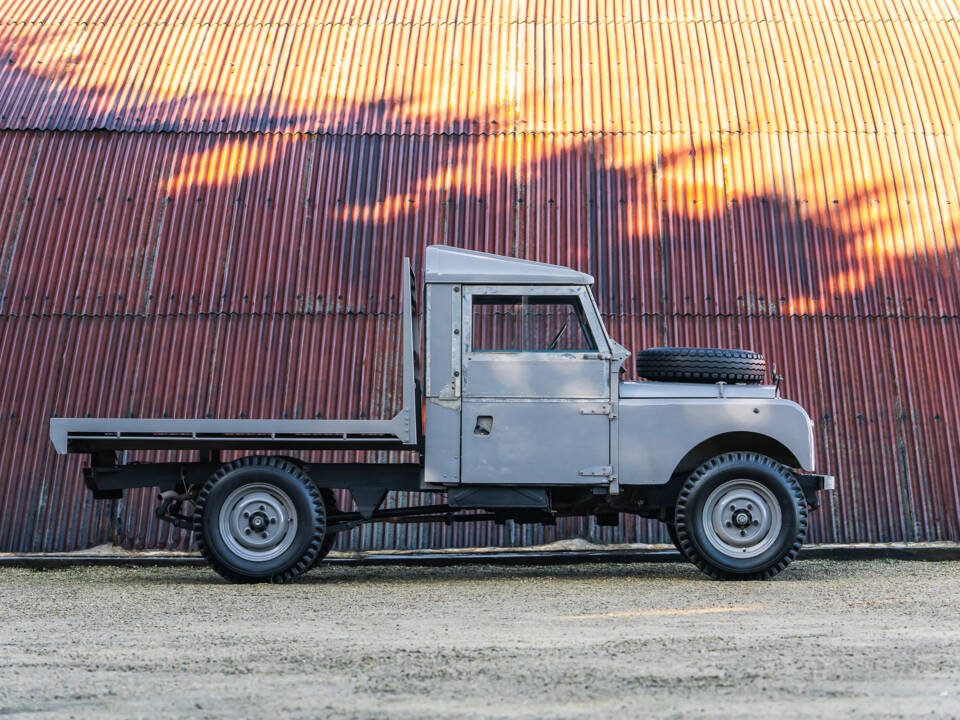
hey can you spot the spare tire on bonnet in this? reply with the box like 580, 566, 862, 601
636, 347, 766, 385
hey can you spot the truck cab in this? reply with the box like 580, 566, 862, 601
423, 246, 819, 495
51, 245, 833, 583
423, 246, 624, 491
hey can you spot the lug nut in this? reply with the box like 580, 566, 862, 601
243, 511, 250, 518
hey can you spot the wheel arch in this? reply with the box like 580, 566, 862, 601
670, 432, 803, 479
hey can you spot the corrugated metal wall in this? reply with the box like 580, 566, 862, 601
1, 0, 958, 552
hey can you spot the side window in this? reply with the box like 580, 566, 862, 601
471, 296, 524, 351
472, 295, 597, 352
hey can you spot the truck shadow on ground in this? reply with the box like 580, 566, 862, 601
126, 560, 835, 586
304, 560, 833, 585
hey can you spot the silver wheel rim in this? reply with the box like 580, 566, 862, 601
218, 483, 298, 562
701, 479, 782, 559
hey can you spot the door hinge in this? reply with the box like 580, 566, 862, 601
579, 465, 612, 477
580, 404, 615, 418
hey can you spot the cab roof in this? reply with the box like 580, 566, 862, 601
423, 245, 594, 285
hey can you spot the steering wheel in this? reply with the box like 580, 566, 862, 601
547, 323, 568, 350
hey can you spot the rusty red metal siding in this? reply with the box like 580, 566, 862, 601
0, 0, 958, 551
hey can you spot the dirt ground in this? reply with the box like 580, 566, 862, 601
1, 559, 959, 718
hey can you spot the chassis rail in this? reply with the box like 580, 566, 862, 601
85, 460, 423, 499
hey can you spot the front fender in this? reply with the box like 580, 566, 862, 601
618, 396, 815, 485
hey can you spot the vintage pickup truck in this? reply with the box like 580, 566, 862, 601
51, 246, 833, 582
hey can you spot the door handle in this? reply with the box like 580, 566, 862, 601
474, 415, 493, 436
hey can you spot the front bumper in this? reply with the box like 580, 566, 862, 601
793, 472, 835, 510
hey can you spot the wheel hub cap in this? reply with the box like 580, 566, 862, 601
701, 479, 782, 559
218, 483, 298, 562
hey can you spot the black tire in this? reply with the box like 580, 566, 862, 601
674, 452, 807, 580
637, 347, 766, 384
194, 456, 326, 583
663, 519, 687, 557
270, 455, 338, 566
313, 488, 339, 566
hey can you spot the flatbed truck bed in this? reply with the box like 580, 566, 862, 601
50, 260, 422, 456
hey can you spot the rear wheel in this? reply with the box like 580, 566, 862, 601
312, 488, 339, 566
194, 456, 325, 583
674, 452, 807, 580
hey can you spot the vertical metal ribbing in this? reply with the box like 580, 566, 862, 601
0, 1, 958, 550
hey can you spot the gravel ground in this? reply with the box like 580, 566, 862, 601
1, 559, 959, 718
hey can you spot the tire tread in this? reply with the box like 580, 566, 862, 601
637, 347, 766, 384
314, 488, 339, 566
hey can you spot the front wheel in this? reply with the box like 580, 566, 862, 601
674, 453, 808, 580
662, 517, 686, 557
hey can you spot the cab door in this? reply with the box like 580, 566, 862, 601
459, 285, 612, 485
